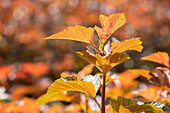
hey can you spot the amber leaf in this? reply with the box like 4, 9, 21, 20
46, 79, 96, 97
82, 75, 101, 93
37, 93, 80, 105
0, 98, 39, 113
128, 69, 152, 79
95, 13, 126, 40
21, 62, 49, 77
141, 52, 169, 67
45, 26, 94, 44
78, 64, 94, 77
111, 38, 143, 54
77, 51, 130, 72
138, 86, 162, 101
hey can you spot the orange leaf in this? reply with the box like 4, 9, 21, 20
77, 51, 130, 72
46, 79, 96, 97
165, 95, 170, 105
141, 52, 169, 67
111, 38, 143, 53
119, 106, 131, 113
11, 85, 35, 100
118, 70, 140, 88
45, 26, 94, 44
0, 98, 39, 113
95, 13, 126, 40
78, 64, 94, 77
128, 69, 152, 79
21, 62, 49, 77
106, 87, 124, 99
138, 86, 162, 101
0, 65, 11, 81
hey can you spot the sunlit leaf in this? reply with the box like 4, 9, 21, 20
117, 96, 138, 107
128, 69, 153, 79
0, 98, 39, 113
144, 101, 170, 112
46, 79, 96, 97
82, 75, 102, 93
45, 26, 94, 44
111, 38, 143, 53
126, 104, 164, 113
77, 51, 130, 72
141, 52, 169, 67
118, 105, 132, 113
11, 85, 35, 100
78, 64, 94, 77
109, 97, 134, 113
138, 86, 162, 101
118, 70, 140, 88
76, 51, 101, 71
165, 95, 170, 105
110, 96, 164, 113
21, 62, 49, 77
109, 98, 120, 112
95, 53, 130, 72
95, 13, 126, 40
106, 87, 124, 99
37, 92, 80, 105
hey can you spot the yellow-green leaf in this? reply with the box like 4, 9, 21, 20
45, 26, 94, 44
126, 104, 164, 113
110, 96, 164, 113
46, 79, 96, 97
111, 38, 143, 53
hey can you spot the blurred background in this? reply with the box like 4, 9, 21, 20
0, 0, 169, 104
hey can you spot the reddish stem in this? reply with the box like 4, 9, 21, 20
91, 42, 100, 52
101, 71, 106, 113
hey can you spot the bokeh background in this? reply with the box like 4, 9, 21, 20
0, 0, 169, 109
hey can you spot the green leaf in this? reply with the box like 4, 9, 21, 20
117, 96, 138, 107
109, 96, 164, 113
126, 104, 164, 113
109, 98, 120, 112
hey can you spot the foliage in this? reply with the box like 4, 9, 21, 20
0, 0, 169, 113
